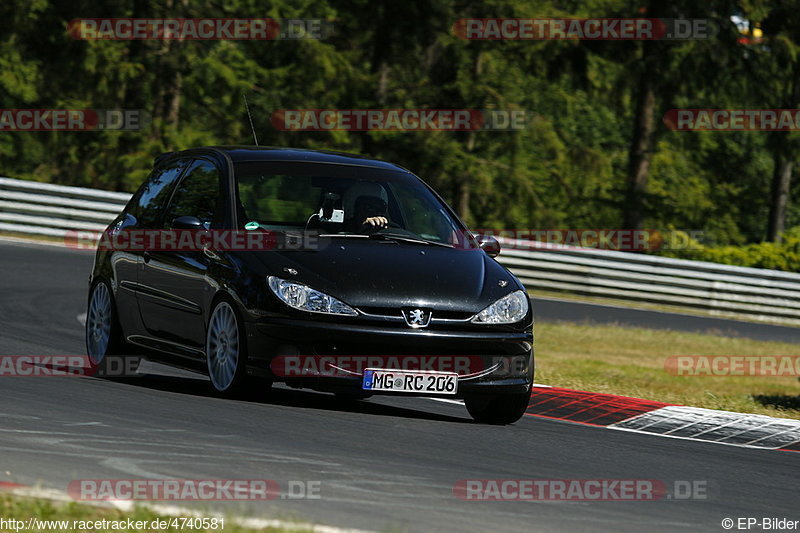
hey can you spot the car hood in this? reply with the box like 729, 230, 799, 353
252, 239, 520, 312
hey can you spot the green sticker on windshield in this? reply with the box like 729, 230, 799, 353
244, 221, 260, 230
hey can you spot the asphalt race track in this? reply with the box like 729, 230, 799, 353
1, 239, 798, 532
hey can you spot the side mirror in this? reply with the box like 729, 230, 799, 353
477, 234, 501, 257
172, 215, 204, 230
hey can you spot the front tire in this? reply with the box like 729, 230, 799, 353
464, 385, 532, 425
206, 298, 248, 395
85, 280, 137, 377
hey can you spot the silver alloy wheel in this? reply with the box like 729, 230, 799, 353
86, 282, 112, 364
206, 301, 240, 391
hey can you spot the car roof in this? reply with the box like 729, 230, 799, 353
159, 146, 410, 172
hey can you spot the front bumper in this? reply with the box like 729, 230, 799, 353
245, 317, 534, 397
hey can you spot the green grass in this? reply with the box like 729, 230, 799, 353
535, 321, 800, 419
0, 493, 309, 533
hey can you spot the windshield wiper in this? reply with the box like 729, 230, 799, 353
367, 233, 453, 248
319, 232, 452, 247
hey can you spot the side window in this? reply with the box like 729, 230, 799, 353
237, 174, 319, 225
164, 160, 222, 229
128, 160, 187, 228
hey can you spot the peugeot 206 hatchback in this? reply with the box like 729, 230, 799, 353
86, 147, 534, 424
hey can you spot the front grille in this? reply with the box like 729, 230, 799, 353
358, 306, 473, 320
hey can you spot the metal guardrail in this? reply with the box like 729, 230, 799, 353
1, 176, 798, 325
0, 177, 130, 238
496, 238, 800, 325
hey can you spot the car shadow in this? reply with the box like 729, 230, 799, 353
99, 369, 472, 424
752, 393, 800, 412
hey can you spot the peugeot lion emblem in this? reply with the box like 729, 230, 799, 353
403, 308, 431, 328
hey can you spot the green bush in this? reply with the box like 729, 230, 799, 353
657, 227, 800, 272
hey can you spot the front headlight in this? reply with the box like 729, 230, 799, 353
267, 276, 358, 316
471, 290, 529, 324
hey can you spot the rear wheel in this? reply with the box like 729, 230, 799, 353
464, 385, 532, 425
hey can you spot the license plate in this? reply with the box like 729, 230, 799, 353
362, 368, 458, 395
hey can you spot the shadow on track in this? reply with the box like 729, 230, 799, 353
93, 366, 471, 425
753, 393, 800, 412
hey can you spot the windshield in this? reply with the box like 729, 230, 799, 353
235, 162, 465, 246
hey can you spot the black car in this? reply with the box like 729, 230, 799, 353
85, 146, 534, 424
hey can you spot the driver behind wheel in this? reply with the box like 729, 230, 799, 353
343, 181, 390, 231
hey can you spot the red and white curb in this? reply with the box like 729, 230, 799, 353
0, 483, 374, 533
525, 385, 800, 452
